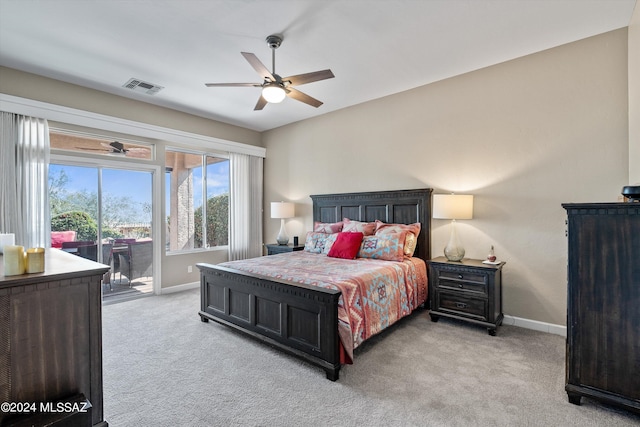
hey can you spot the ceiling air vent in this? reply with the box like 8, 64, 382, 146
122, 78, 164, 95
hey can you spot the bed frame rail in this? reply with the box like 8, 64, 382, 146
197, 264, 342, 380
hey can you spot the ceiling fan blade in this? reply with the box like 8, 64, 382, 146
205, 83, 262, 87
254, 95, 268, 111
76, 147, 110, 152
286, 88, 323, 108
283, 69, 335, 87
241, 52, 275, 81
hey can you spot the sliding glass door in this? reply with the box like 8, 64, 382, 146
49, 163, 154, 301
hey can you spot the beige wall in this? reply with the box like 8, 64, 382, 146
262, 29, 629, 326
630, 4, 640, 184
0, 66, 261, 147
0, 66, 263, 289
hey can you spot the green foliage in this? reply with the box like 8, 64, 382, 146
194, 193, 228, 247
51, 211, 98, 241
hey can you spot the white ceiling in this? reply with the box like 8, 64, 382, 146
0, 0, 636, 132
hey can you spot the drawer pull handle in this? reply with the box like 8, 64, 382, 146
458, 274, 463, 279
455, 302, 467, 309
458, 284, 464, 289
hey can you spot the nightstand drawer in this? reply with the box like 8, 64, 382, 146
436, 291, 487, 321
438, 278, 487, 295
438, 269, 487, 285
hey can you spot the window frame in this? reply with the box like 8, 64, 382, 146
165, 147, 230, 255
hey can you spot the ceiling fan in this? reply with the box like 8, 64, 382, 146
205, 34, 335, 110
75, 141, 150, 157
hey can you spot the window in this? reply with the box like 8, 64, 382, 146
165, 149, 229, 252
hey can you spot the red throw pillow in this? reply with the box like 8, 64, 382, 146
327, 232, 363, 260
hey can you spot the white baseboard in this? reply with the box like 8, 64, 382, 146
159, 281, 199, 295
503, 315, 566, 337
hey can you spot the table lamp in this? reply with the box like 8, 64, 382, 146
432, 194, 474, 261
271, 201, 295, 245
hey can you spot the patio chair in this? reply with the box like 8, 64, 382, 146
76, 244, 98, 261
111, 240, 134, 284
61, 240, 95, 249
114, 238, 136, 245
101, 243, 113, 290
117, 240, 152, 287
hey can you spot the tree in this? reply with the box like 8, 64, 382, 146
51, 211, 98, 241
194, 193, 228, 247
49, 168, 72, 216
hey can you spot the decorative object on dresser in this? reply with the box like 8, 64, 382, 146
621, 185, 640, 201
265, 243, 304, 255
0, 249, 110, 426
2, 245, 25, 276
562, 202, 639, 414
428, 257, 504, 336
271, 201, 295, 245
198, 188, 432, 380
432, 194, 474, 261
486, 245, 497, 262
0, 233, 15, 253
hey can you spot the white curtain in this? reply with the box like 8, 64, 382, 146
228, 152, 263, 260
0, 112, 50, 248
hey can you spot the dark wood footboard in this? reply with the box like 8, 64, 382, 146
197, 263, 342, 380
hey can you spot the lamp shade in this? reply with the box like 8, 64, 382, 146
262, 84, 286, 103
271, 201, 294, 219
432, 194, 474, 220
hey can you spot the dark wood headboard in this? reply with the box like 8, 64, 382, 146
310, 188, 432, 262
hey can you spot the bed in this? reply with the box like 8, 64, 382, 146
197, 188, 432, 380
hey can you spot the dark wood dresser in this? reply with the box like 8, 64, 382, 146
0, 249, 110, 426
563, 202, 640, 414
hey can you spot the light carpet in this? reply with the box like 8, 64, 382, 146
102, 289, 640, 426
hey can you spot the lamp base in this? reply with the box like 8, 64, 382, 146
444, 245, 465, 262
276, 218, 289, 245
444, 219, 465, 261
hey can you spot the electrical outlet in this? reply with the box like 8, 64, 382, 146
187, 265, 193, 273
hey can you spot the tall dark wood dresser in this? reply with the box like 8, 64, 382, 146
562, 202, 640, 414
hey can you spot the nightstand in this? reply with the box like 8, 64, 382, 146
265, 243, 305, 255
428, 257, 505, 335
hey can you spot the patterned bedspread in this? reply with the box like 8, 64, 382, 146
219, 251, 428, 361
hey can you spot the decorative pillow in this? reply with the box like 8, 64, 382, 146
358, 232, 406, 262
313, 221, 343, 234
304, 232, 335, 254
327, 232, 364, 260
322, 233, 339, 255
342, 218, 376, 236
375, 220, 422, 257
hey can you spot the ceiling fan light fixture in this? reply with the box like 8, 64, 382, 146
262, 83, 286, 103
